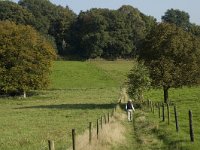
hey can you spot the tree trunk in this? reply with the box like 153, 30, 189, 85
23, 90, 26, 98
163, 86, 169, 103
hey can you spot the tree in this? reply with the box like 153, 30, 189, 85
162, 8, 200, 39
72, 5, 154, 59
73, 9, 109, 58
189, 23, 200, 37
162, 9, 190, 30
19, 0, 76, 55
0, 1, 36, 25
127, 61, 151, 101
139, 23, 200, 103
0, 21, 56, 97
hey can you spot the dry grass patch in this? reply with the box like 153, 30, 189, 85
68, 113, 126, 150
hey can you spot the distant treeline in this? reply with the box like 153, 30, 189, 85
1, 0, 200, 59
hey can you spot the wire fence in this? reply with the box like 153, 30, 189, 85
143, 99, 195, 143
45, 104, 118, 150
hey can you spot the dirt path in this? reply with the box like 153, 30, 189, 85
112, 109, 140, 150
67, 88, 165, 150
115, 105, 166, 150
67, 104, 165, 150
118, 88, 165, 149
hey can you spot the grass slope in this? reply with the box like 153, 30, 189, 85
0, 60, 133, 150
50, 61, 119, 89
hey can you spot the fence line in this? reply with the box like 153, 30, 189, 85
44, 104, 118, 150
45, 99, 196, 150
145, 100, 195, 143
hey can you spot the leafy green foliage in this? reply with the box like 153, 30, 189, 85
0, 0, 76, 56
0, 1, 36, 25
0, 21, 56, 95
18, 0, 76, 55
0, 1, 157, 59
127, 61, 151, 101
140, 23, 200, 102
72, 5, 156, 59
189, 23, 200, 37
161, 8, 200, 38
162, 8, 190, 30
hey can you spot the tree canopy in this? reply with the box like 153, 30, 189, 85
139, 23, 200, 103
0, 1, 158, 59
0, 1, 36, 25
162, 8, 200, 38
0, 21, 56, 97
127, 61, 151, 101
71, 5, 156, 59
162, 9, 190, 30
18, 0, 76, 55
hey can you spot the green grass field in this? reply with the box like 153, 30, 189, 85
143, 87, 200, 149
1, 60, 200, 150
0, 60, 133, 150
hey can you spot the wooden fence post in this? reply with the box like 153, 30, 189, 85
189, 110, 194, 142
72, 129, 76, 150
89, 122, 92, 144
174, 106, 179, 132
167, 104, 170, 125
162, 103, 165, 122
108, 113, 110, 123
104, 114, 107, 124
97, 119, 99, 139
48, 140, 55, 150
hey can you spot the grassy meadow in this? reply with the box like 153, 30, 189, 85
143, 87, 200, 149
1, 59, 200, 150
0, 60, 133, 150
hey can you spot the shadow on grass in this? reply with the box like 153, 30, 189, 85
152, 125, 188, 149
15, 103, 116, 110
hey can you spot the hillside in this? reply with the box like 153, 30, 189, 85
50, 60, 133, 89
0, 60, 133, 150
1, 60, 200, 150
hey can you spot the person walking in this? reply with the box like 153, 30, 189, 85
126, 100, 135, 121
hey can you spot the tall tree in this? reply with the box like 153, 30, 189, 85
140, 23, 200, 103
19, 0, 76, 55
0, 21, 56, 97
73, 9, 109, 58
72, 5, 155, 59
0, 1, 36, 25
162, 9, 190, 30
162, 9, 200, 40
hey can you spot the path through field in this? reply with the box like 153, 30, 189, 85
115, 89, 166, 150
65, 102, 162, 150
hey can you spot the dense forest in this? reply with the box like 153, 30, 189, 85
1, 0, 199, 60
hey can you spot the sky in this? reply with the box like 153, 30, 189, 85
12, 0, 200, 25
